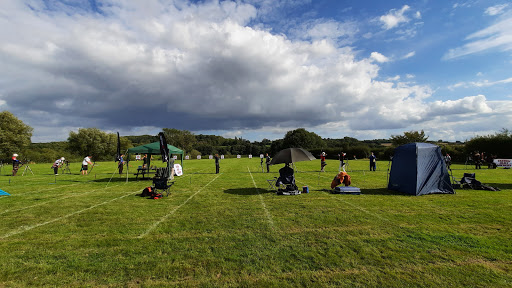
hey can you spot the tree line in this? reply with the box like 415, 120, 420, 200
1, 111, 510, 164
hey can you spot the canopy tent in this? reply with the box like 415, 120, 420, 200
127, 142, 184, 167
388, 142, 454, 196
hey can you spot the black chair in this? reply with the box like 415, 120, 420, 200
276, 165, 299, 195
151, 167, 174, 196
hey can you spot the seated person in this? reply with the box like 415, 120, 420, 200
276, 163, 297, 191
331, 171, 351, 189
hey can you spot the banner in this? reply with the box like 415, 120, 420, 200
173, 164, 183, 176
185, 155, 190, 160
248, 154, 252, 158
237, 155, 241, 159
493, 159, 512, 168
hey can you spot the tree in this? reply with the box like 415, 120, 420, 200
162, 128, 196, 153
390, 130, 428, 147
67, 128, 131, 161
465, 129, 512, 158
0, 111, 33, 160
281, 128, 325, 150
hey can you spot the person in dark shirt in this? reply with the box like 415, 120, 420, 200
214, 154, 220, 174
369, 152, 377, 171
118, 154, 125, 175
265, 153, 271, 173
12, 154, 20, 176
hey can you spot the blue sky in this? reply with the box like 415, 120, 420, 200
1, 0, 511, 142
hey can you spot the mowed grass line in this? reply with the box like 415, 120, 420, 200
138, 173, 222, 238
0, 188, 140, 239
247, 166, 275, 230
0, 184, 124, 216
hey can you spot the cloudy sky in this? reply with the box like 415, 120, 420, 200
1, 0, 511, 142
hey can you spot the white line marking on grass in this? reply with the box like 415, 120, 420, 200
0, 189, 138, 239
0, 185, 121, 216
9, 183, 82, 197
137, 174, 221, 238
248, 167, 275, 230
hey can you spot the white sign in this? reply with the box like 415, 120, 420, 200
260, 154, 264, 158
237, 155, 241, 159
197, 155, 201, 160
135, 155, 141, 160
494, 159, 512, 168
209, 155, 213, 159
173, 155, 178, 160
173, 164, 183, 176
248, 154, 252, 158
221, 155, 224, 159
185, 155, 190, 160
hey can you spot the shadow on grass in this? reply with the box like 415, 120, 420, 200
224, 187, 274, 195
313, 187, 409, 196
481, 183, 512, 190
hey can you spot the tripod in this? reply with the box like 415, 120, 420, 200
22, 163, 34, 176
61, 162, 71, 174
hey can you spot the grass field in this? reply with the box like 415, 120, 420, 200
0, 158, 511, 287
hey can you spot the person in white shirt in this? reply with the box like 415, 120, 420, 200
81, 155, 93, 175
52, 157, 65, 175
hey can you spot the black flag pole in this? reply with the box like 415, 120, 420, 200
107, 132, 123, 187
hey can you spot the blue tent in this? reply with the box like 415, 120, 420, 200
0, 189, 10, 196
388, 143, 454, 196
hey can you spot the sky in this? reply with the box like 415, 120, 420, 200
1, 0, 511, 143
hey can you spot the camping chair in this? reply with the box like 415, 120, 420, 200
449, 169, 463, 189
151, 167, 174, 196
276, 165, 300, 195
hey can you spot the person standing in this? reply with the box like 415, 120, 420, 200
118, 154, 125, 175
444, 153, 452, 169
142, 154, 149, 169
214, 154, 220, 174
12, 153, 20, 176
52, 157, 65, 175
473, 151, 481, 169
265, 153, 271, 173
369, 152, 376, 171
320, 152, 327, 172
338, 152, 346, 172
81, 155, 93, 175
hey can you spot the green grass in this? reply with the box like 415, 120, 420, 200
0, 159, 511, 287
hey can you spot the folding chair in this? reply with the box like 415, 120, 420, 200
151, 167, 174, 196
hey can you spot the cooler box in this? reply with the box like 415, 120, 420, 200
332, 186, 361, 195
302, 186, 309, 193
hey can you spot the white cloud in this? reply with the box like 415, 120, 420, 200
402, 51, 416, 59
428, 95, 492, 116
291, 19, 358, 43
379, 5, 411, 30
448, 77, 512, 89
370, 52, 390, 63
485, 4, 509, 16
443, 13, 512, 59
0, 0, 509, 142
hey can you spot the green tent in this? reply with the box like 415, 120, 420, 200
127, 142, 184, 167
